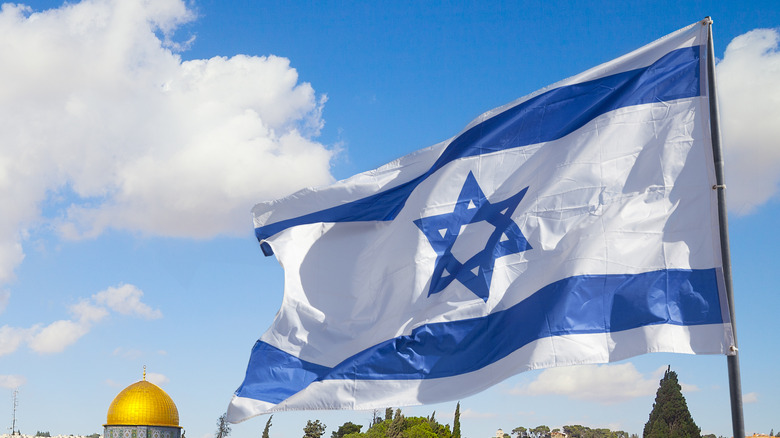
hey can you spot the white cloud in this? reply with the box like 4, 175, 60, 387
0, 326, 32, 356
510, 363, 662, 404
71, 300, 110, 323
28, 319, 90, 354
93, 284, 162, 319
743, 392, 759, 403
717, 28, 780, 214
1, 282, 160, 356
0, 0, 333, 286
145, 372, 169, 386
0, 374, 26, 389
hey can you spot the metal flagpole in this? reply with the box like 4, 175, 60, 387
704, 16, 745, 438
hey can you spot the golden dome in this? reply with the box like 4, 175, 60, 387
105, 378, 180, 428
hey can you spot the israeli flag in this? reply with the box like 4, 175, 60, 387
228, 20, 734, 422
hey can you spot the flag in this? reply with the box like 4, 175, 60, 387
227, 19, 734, 422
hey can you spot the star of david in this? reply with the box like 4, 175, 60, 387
414, 171, 532, 302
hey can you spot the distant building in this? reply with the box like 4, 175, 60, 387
104, 370, 182, 438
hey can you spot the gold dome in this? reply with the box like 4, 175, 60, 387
105, 378, 180, 428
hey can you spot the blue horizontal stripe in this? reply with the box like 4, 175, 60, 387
235, 268, 722, 403
256, 46, 702, 243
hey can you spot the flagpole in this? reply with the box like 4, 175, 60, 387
704, 17, 745, 438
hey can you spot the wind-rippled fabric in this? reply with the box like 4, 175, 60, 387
227, 20, 733, 423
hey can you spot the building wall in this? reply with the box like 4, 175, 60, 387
104, 426, 180, 438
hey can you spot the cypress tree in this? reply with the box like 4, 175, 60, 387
452, 402, 461, 438
643, 367, 701, 438
261, 415, 272, 438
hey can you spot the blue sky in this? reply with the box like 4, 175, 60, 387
1, 1, 779, 438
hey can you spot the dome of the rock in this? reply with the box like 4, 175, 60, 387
105, 380, 180, 427
104, 371, 182, 438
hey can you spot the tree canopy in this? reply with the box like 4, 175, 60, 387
332, 422, 362, 438
341, 408, 451, 438
643, 367, 701, 438
304, 420, 327, 438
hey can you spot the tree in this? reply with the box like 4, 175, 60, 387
643, 367, 701, 438
452, 402, 461, 438
388, 409, 405, 438
385, 408, 394, 421
332, 422, 362, 438
216, 413, 231, 438
304, 420, 327, 438
531, 425, 550, 438
262, 415, 273, 438
371, 410, 382, 428
35, 433, 51, 437
512, 427, 527, 438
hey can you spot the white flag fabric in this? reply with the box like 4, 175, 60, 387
228, 19, 734, 422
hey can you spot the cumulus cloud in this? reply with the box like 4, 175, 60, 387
0, 0, 333, 286
743, 392, 759, 403
0, 283, 158, 356
0, 374, 26, 389
0, 326, 32, 356
510, 363, 671, 404
28, 319, 91, 354
717, 28, 780, 214
93, 284, 162, 319
71, 300, 110, 323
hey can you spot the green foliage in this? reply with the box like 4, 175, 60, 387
452, 402, 461, 438
512, 426, 527, 437
643, 367, 701, 438
386, 408, 394, 421
341, 407, 451, 438
35, 432, 51, 437
332, 422, 362, 438
531, 426, 550, 438
385, 409, 404, 438
262, 415, 273, 438
304, 420, 327, 438
86, 434, 100, 438
403, 418, 437, 438
561, 425, 630, 438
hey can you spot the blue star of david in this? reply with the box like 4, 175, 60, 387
414, 172, 532, 302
